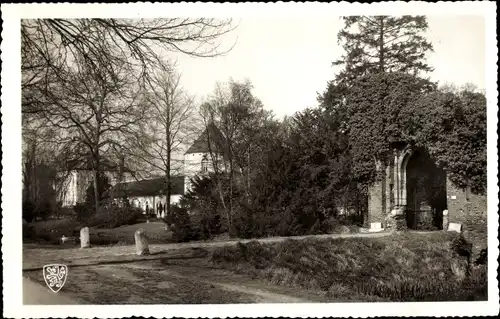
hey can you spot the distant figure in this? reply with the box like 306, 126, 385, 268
158, 203, 163, 216
146, 203, 149, 215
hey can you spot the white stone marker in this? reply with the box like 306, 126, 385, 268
134, 228, 150, 256
448, 222, 462, 233
80, 227, 90, 248
368, 222, 384, 233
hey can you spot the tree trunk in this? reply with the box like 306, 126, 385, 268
379, 17, 385, 72
165, 172, 171, 219
93, 152, 101, 213
228, 158, 234, 237
165, 121, 172, 219
246, 145, 251, 203
93, 169, 100, 213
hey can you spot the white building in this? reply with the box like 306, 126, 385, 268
58, 158, 135, 207
58, 124, 225, 215
183, 123, 225, 193
111, 176, 185, 218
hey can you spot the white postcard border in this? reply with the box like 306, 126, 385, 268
2, 2, 498, 318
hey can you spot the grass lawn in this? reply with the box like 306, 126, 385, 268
208, 232, 487, 302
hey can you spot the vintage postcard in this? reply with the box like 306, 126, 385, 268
2, 1, 498, 318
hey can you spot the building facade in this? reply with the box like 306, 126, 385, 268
111, 176, 185, 218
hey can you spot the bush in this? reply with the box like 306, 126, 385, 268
416, 215, 439, 231
474, 248, 487, 265
23, 199, 53, 222
451, 233, 473, 262
232, 204, 269, 239
164, 206, 200, 242
23, 222, 36, 239
88, 204, 142, 228
23, 200, 36, 223
74, 203, 94, 222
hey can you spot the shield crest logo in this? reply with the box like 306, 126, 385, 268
43, 264, 68, 293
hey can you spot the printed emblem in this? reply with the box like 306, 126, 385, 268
43, 264, 68, 293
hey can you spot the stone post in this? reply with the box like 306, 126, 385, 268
80, 227, 90, 248
367, 159, 389, 229
134, 228, 150, 256
442, 209, 449, 231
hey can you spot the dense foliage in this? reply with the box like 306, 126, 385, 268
346, 72, 436, 183
411, 89, 487, 194
88, 203, 143, 229
177, 70, 486, 240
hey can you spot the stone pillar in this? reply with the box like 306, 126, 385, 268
368, 180, 383, 227
134, 228, 150, 256
368, 162, 386, 229
442, 209, 449, 231
80, 227, 90, 248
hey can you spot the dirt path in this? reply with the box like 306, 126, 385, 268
23, 277, 79, 305
22, 231, 396, 304
23, 258, 323, 304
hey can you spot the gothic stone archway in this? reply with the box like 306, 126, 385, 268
403, 149, 447, 230
367, 146, 447, 231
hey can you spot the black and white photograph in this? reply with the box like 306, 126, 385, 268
2, 2, 498, 318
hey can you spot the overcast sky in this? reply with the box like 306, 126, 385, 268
168, 15, 485, 118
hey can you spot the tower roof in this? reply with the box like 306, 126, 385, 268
185, 123, 225, 154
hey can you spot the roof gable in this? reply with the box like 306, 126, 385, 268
185, 123, 225, 154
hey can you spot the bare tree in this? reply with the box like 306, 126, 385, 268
22, 116, 76, 219
21, 18, 236, 214
33, 37, 149, 212
129, 62, 199, 218
21, 18, 236, 114
200, 100, 232, 232
200, 79, 267, 234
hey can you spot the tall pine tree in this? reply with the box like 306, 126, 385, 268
333, 16, 434, 82
319, 16, 434, 112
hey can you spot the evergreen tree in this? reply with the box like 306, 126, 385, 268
319, 16, 434, 113
333, 16, 434, 82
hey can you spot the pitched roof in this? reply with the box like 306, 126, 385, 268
110, 176, 185, 198
185, 123, 225, 154
64, 157, 133, 173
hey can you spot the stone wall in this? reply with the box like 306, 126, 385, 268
367, 164, 393, 229
446, 178, 487, 235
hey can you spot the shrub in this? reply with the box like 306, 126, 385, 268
451, 233, 473, 263
164, 206, 200, 242
22, 199, 53, 222
34, 201, 53, 220
231, 204, 267, 239
74, 203, 94, 222
88, 204, 142, 228
416, 215, 439, 231
22, 200, 36, 223
23, 222, 36, 239
475, 248, 487, 265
